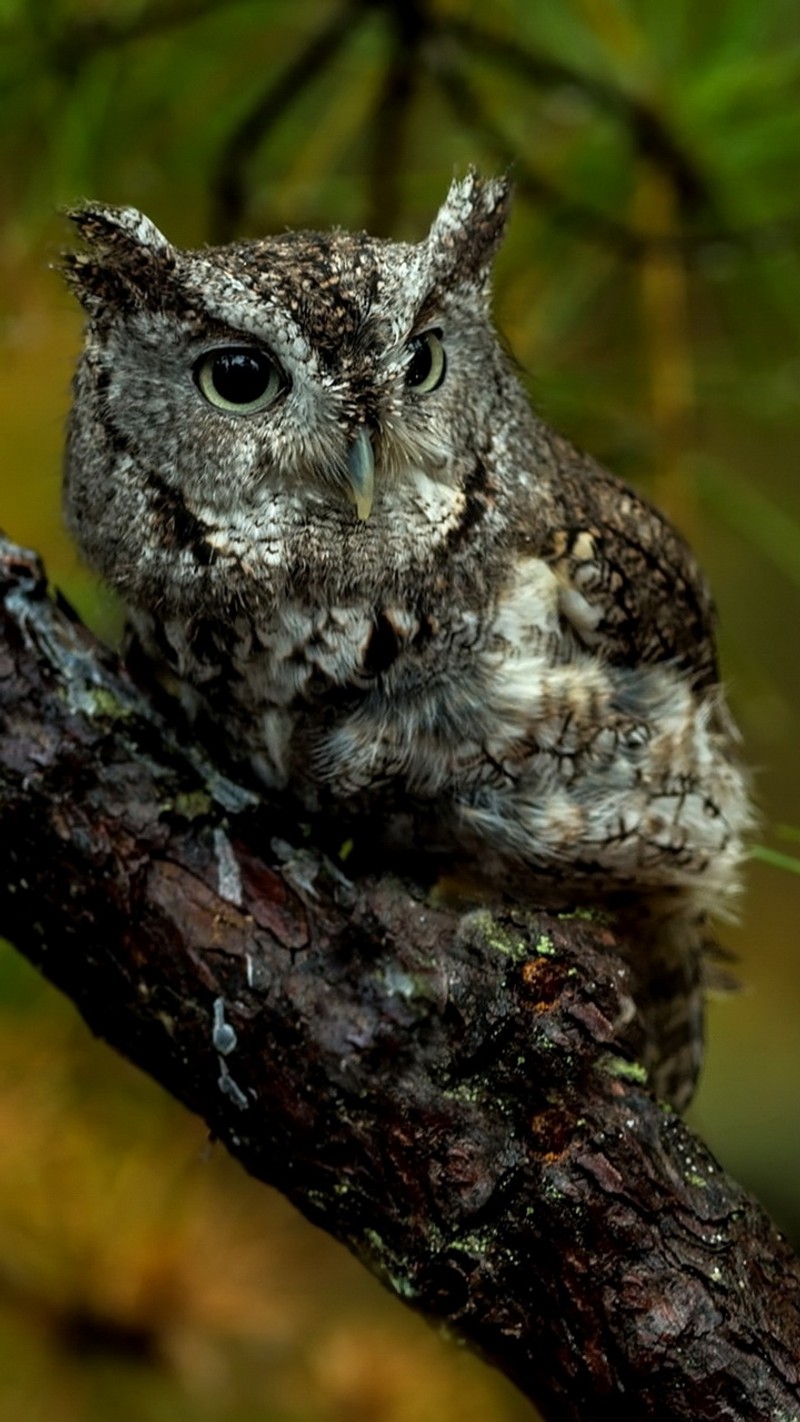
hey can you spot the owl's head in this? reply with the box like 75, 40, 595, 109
62, 173, 517, 615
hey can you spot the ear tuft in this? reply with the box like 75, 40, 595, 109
59, 203, 175, 314
426, 171, 511, 286
65, 203, 173, 258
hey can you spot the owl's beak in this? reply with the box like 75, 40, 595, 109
346, 428, 375, 521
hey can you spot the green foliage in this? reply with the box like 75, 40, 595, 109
752, 845, 800, 877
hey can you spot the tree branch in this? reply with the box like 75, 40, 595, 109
207, 4, 361, 242
0, 531, 799, 1421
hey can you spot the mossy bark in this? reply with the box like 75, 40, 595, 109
1, 533, 799, 1421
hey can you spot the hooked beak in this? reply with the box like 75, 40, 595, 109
346, 428, 375, 521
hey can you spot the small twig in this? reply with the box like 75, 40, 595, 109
28, 0, 234, 77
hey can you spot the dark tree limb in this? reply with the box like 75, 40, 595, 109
364, 0, 427, 237
444, 17, 711, 219
207, 4, 361, 241
0, 531, 799, 1422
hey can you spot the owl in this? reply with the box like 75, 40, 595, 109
61, 173, 752, 1107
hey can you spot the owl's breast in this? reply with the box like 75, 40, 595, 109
132, 590, 480, 794
132, 548, 586, 815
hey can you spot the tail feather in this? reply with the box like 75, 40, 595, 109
615, 896, 709, 1111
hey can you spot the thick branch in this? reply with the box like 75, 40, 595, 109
0, 533, 798, 1421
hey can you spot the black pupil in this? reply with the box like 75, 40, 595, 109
212, 350, 272, 404
407, 336, 433, 386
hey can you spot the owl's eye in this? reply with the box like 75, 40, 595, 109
194, 347, 285, 413
405, 330, 446, 393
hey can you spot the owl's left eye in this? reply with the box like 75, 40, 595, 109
405, 330, 446, 393
194, 347, 285, 413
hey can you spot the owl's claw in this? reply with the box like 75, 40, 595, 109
347, 427, 375, 521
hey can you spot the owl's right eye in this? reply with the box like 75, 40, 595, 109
194, 347, 285, 413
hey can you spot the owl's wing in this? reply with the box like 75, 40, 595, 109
514, 437, 728, 1111
526, 434, 719, 691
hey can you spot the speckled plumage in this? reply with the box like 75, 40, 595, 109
62, 174, 752, 1106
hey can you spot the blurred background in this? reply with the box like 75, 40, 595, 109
2, 1, 800, 1418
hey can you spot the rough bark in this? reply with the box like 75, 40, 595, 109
0, 531, 798, 1422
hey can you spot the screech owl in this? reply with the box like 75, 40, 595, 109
61, 173, 752, 1107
